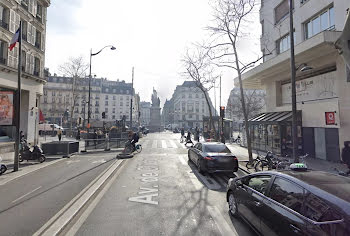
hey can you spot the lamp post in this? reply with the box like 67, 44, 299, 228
289, 1, 313, 162
88, 45, 116, 131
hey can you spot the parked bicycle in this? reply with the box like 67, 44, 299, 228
230, 135, 241, 145
334, 167, 350, 177
254, 152, 292, 171
246, 151, 265, 169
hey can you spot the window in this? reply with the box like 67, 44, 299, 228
305, 7, 334, 39
112, 108, 115, 113
275, 0, 292, 24
105, 95, 108, 100
35, 30, 41, 49
120, 102, 123, 106
112, 115, 115, 119
36, 3, 42, 20
0, 5, 9, 30
189, 94, 192, 98
269, 177, 304, 214
182, 93, 185, 98
105, 101, 108, 106
52, 91, 56, 96
303, 193, 348, 235
34, 57, 40, 76
113, 96, 116, 100
105, 108, 108, 112
241, 175, 271, 194
21, 50, 26, 72
0, 40, 7, 65
277, 33, 295, 54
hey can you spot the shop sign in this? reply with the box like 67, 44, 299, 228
282, 72, 337, 104
325, 112, 336, 125
0, 91, 14, 126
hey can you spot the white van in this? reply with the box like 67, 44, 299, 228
38, 123, 62, 135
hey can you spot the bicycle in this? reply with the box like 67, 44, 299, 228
230, 135, 241, 145
254, 152, 292, 171
123, 140, 142, 154
246, 151, 265, 169
334, 167, 350, 177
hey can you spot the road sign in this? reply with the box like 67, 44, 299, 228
325, 112, 336, 125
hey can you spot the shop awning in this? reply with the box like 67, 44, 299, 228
249, 111, 301, 124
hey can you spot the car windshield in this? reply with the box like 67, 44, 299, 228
203, 144, 231, 153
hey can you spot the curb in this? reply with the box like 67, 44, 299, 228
34, 159, 124, 236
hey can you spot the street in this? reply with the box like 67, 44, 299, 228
0, 132, 255, 236
67, 132, 255, 235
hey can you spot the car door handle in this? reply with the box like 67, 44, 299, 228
253, 201, 262, 207
289, 224, 301, 234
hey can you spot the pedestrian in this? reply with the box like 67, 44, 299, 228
185, 130, 193, 147
342, 141, 350, 174
76, 128, 81, 140
93, 129, 98, 148
19, 131, 25, 142
57, 128, 62, 142
195, 127, 200, 142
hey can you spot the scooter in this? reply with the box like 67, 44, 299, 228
20, 139, 46, 163
0, 156, 7, 175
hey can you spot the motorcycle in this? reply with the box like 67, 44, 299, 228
0, 156, 7, 175
20, 139, 46, 163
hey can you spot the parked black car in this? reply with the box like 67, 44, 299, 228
188, 142, 238, 174
226, 170, 350, 236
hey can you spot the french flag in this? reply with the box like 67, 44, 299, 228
9, 28, 20, 51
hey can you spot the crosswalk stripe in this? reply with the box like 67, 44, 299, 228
142, 140, 150, 148
169, 140, 178, 148
151, 140, 158, 148
161, 140, 167, 149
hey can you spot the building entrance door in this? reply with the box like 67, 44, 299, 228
303, 127, 315, 158
314, 128, 327, 160
325, 128, 340, 162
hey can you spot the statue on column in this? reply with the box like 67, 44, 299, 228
151, 88, 160, 107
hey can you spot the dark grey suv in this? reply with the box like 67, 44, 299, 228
227, 170, 350, 236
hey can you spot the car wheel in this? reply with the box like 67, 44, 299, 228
19, 154, 24, 162
228, 191, 238, 217
0, 165, 7, 175
39, 155, 46, 163
197, 160, 204, 174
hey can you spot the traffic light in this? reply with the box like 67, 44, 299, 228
102, 112, 106, 119
220, 106, 225, 118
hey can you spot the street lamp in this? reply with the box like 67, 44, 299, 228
87, 45, 116, 130
289, 1, 314, 162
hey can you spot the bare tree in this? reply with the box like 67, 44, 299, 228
227, 88, 265, 121
182, 46, 219, 139
206, 0, 271, 162
58, 56, 88, 135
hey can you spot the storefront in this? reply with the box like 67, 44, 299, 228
248, 111, 303, 156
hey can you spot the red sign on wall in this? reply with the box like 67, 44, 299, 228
325, 112, 336, 125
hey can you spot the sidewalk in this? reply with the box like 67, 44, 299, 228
226, 143, 348, 175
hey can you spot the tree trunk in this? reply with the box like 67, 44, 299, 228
233, 44, 253, 163
202, 89, 217, 140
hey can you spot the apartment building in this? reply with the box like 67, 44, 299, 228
164, 81, 215, 129
0, 0, 50, 147
41, 75, 140, 127
237, 0, 350, 160
140, 101, 151, 126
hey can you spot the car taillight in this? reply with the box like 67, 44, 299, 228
233, 156, 237, 160
204, 156, 214, 160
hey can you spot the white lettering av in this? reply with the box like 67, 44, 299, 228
128, 187, 159, 205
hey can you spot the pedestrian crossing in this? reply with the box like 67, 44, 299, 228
141, 139, 186, 149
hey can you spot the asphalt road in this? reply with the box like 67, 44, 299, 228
0, 150, 118, 236
72, 132, 256, 236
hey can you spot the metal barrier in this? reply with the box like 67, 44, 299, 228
81, 138, 128, 152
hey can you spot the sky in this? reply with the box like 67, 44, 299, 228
45, 0, 262, 112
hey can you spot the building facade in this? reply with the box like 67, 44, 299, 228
237, 0, 350, 161
41, 75, 140, 128
164, 81, 215, 129
140, 101, 151, 126
0, 0, 50, 147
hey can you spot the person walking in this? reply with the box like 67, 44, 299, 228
180, 128, 185, 143
185, 130, 193, 147
57, 128, 62, 142
342, 141, 350, 174
195, 127, 200, 142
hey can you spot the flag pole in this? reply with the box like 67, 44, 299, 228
14, 21, 22, 172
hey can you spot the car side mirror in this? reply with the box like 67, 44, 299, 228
236, 179, 243, 187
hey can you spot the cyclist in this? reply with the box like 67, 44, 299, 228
128, 131, 139, 151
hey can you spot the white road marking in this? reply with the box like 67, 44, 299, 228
161, 140, 167, 149
92, 159, 106, 164
207, 205, 238, 236
212, 175, 228, 187
151, 140, 158, 148
142, 140, 150, 148
66, 160, 81, 165
12, 186, 42, 203
169, 140, 177, 148
179, 156, 187, 165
